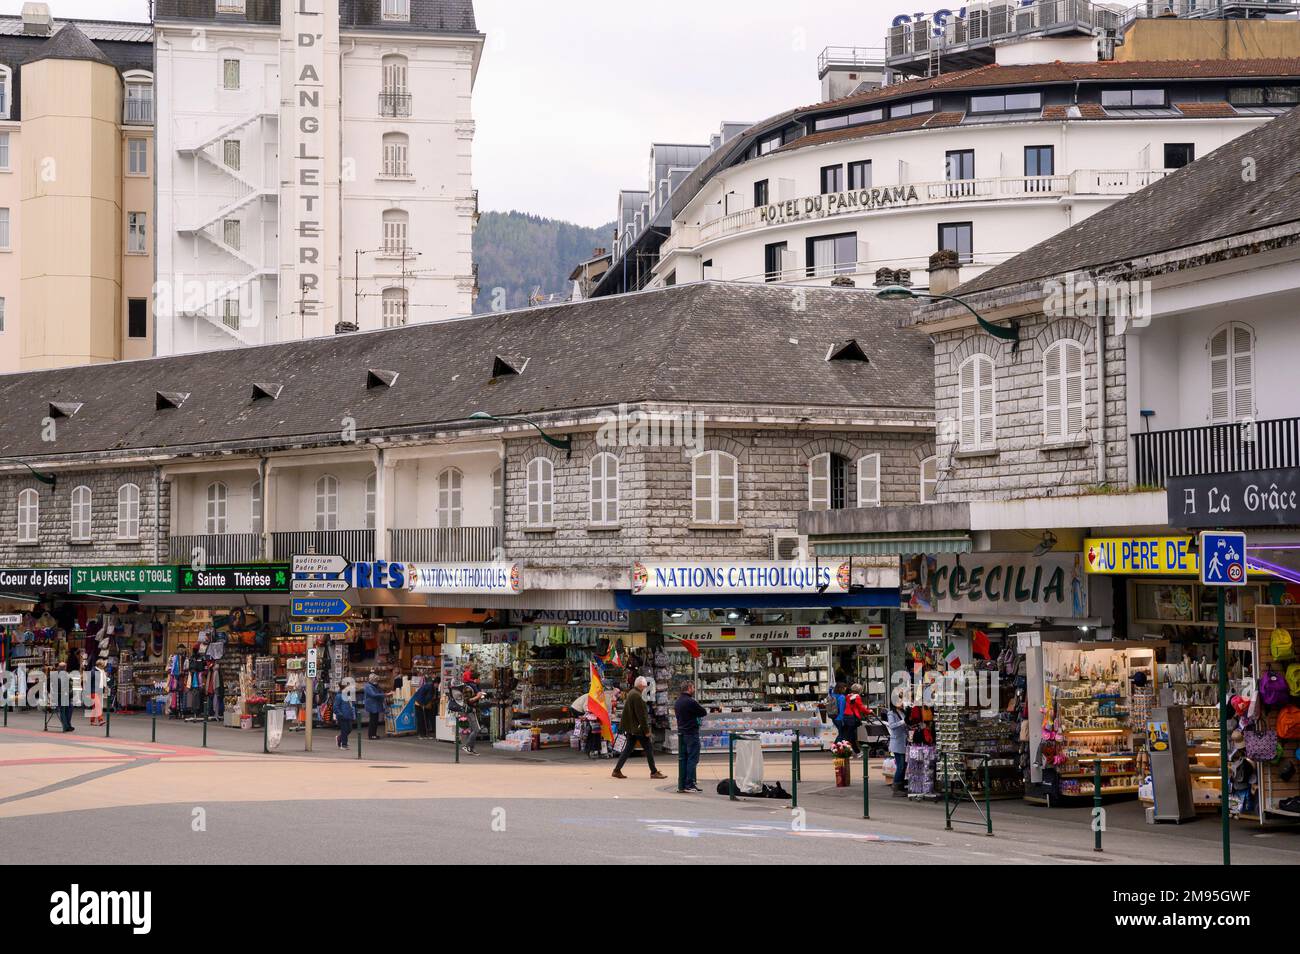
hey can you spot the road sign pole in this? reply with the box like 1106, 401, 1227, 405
305, 673, 314, 753
1218, 586, 1230, 867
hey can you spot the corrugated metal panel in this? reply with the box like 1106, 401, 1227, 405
815, 534, 972, 556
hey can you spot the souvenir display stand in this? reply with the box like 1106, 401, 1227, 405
1252, 605, 1300, 825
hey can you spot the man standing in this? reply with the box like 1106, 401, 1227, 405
612, 676, 667, 780
461, 668, 485, 756
673, 682, 708, 793
413, 676, 436, 739
363, 672, 387, 740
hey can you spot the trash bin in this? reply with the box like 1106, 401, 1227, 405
265, 706, 285, 751
732, 731, 765, 795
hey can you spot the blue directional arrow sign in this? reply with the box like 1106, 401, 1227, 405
289, 621, 350, 636
291, 597, 352, 618
1199, 531, 1247, 586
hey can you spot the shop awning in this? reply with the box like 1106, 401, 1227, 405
614, 589, 898, 611
814, 532, 973, 557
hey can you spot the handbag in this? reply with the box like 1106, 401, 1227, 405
1244, 716, 1279, 762
612, 732, 629, 754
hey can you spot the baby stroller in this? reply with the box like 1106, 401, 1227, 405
860, 712, 890, 758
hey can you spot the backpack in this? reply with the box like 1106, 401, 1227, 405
1287, 664, 1300, 698
1272, 628, 1295, 663
826, 693, 842, 720
1278, 705, 1300, 741
1260, 670, 1290, 707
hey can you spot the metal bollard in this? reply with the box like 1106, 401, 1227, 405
984, 756, 993, 836
202, 698, 208, 748
791, 733, 800, 809
151, 712, 157, 742
105, 704, 111, 739
262, 709, 268, 754
1093, 759, 1103, 852
943, 752, 951, 830
863, 751, 870, 819
728, 734, 737, 801
356, 720, 362, 759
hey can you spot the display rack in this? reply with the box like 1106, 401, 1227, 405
1253, 605, 1299, 824
665, 708, 823, 754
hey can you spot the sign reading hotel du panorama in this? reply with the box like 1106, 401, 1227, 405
759, 185, 922, 228
630, 561, 851, 596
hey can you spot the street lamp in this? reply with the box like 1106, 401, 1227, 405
469, 411, 572, 457
876, 284, 1020, 352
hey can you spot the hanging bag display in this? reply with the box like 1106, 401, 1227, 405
1260, 670, 1290, 707
1277, 704, 1300, 741
1244, 716, 1279, 762
1286, 663, 1300, 698
1271, 628, 1295, 663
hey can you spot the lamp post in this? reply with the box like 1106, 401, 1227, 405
875, 285, 1020, 352
468, 412, 572, 457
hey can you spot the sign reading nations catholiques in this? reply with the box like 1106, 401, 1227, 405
900, 552, 1088, 619
1167, 467, 1300, 528
405, 562, 523, 595
630, 561, 851, 596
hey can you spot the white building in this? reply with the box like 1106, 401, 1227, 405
153, 0, 482, 356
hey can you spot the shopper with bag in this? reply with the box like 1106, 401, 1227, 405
612, 676, 667, 780
334, 684, 356, 750
885, 702, 910, 795
460, 668, 485, 756
840, 683, 870, 758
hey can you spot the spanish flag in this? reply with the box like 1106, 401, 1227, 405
587, 661, 613, 742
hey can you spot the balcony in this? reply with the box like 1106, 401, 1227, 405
271, 530, 375, 563
170, 533, 261, 563
1132, 417, 1300, 487
659, 170, 1166, 260
389, 527, 500, 562
378, 92, 412, 118
124, 97, 154, 125
817, 46, 886, 74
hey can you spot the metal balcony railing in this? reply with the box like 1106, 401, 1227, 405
169, 533, 261, 563
817, 46, 887, 74
379, 92, 412, 118
124, 97, 154, 125
389, 526, 501, 562
1132, 417, 1300, 487
271, 530, 375, 563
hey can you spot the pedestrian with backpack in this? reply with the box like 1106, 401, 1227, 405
334, 683, 356, 749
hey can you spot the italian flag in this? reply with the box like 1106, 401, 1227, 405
943, 642, 963, 670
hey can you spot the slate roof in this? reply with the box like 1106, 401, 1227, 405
153, 0, 479, 34
20, 22, 111, 67
0, 282, 932, 463
955, 105, 1300, 295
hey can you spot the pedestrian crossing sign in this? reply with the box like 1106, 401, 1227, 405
1199, 531, 1247, 587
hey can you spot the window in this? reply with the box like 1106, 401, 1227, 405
0, 132, 11, 170
127, 212, 147, 254
1163, 143, 1195, 170
692, 451, 738, 524
364, 474, 375, 530
69, 486, 92, 541
820, 164, 843, 194
848, 160, 872, 190
938, 222, 973, 264
382, 133, 409, 176
381, 287, 408, 327
920, 456, 938, 504
0, 208, 9, 249
890, 99, 933, 118
809, 453, 849, 511
812, 107, 883, 131
763, 241, 787, 282
124, 81, 153, 123
526, 458, 554, 527
205, 482, 228, 534
16, 488, 38, 543
0, 66, 9, 118
945, 149, 975, 197
222, 297, 240, 331
857, 454, 881, 507
969, 92, 1042, 113
216, 0, 246, 11
1043, 339, 1085, 441
958, 354, 995, 451
753, 179, 769, 208
380, 54, 411, 116
381, 209, 409, 254
223, 218, 241, 250
222, 58, 240, 90
590, 453, 619, 525
1228, 85, 1300, 106
223, 139, 240, 170
128, 138, 148, 175
117, 484, 140, 540
251, 480, 262, 536
432, 468, 463, 528
128, 298, 148, 339
491, 467, 503, 525
1024, 145, 1054, 186
314, 475, 338, 531
0, 297, 5, 332
382, 0, 410, 21
1101, 88, 1165, 108
1209, 323, 1254, 424
757, 133, 782, 156
806, 232, 857, 278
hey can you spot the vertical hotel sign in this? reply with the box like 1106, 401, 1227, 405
283, 0, 338, 337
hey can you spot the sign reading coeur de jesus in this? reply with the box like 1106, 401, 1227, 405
630, 561, 852, 595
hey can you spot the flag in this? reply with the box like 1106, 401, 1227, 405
587, 662, 612, 741
943, 642, 962, 670
678, 638, 701, 659
972, 629, 991, 661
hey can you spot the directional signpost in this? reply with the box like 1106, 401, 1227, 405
289, 621, 350, 636
290, 556, 351, 754
291, 555, 351, 591
1200, 529, 1247, 868
291, 597, 352, 618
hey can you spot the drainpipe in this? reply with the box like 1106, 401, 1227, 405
371, 444, 387, 561
258, 456, 270, 560
154, 465, 165, 562
1096, 312, 1107, 485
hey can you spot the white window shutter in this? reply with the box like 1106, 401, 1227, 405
857, 454, 881, 506
693, 453, 712, 521
1044, 344, 1063, 439
976, 356, 995, 448
809, 453, 830, 510
1232, 324, 1254, 421
717, 453, 737, 523
959, 359, 976, 449
1064, 342, 1085, 435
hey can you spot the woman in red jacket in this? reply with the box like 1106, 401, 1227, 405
839, 683, 870, 759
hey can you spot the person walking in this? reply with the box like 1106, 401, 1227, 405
612, 676, 666, 780
334, 684, 356, 749
673, 682, 707, 793
413, 676, 436, 739
460, 668, 485, 755
55, 659, 75, 732
363, 672, 388, 740
885, 702, 910, 795
87, 658, 107, 727
841, 683, 870, 759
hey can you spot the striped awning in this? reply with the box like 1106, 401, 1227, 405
814, 531, 972, 557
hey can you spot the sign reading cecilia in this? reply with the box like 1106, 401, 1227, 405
900, 552, 1087, 618
630, 561, 851, 595
760, 186, 921, 227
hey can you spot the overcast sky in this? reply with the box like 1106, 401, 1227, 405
39, 0, 892, 227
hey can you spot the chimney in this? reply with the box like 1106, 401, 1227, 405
593, 247, 606, 258
927, 250, 961, 295
874, 267, 897, 287
830, 275, 856, 288
22, 2, 53, 35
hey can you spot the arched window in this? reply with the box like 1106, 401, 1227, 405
206, 481, 228, 534
380, 54, 410, 116
250, 479, 263, 535
590, 453, 619, 525
382, 132, 409, 176
526, 458, 554, 527
0, 65, 14, 120
381, 287, 408, 327
437, 468, 463, 528
117, 484, 141, 540
381, 208, 409, 255
692, 450, 738, 524
69, 485, 93, 541
920, 456, 938, 504
1209, 322, 1254, 424
808, 452, 849, 510
16, 488, 38, 543
1043, 339, 1085, 441
958, 354, 995, 451
491, 467, 503, 525
364, 473, 376, 530
857, 453, 881, 507
314, 475, 338, 531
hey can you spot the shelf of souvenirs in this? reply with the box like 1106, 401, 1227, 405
1058, 777, 1142, 796
1056, 753, 1140, 778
